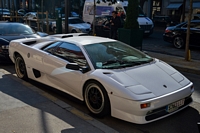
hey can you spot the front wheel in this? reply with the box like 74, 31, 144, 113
84, 81, 110, 117
15, 55, 28, 80
173, 36, 185, 49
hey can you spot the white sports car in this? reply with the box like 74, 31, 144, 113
9, 34, 194, 124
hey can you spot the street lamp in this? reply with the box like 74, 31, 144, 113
65, 0, 69, 33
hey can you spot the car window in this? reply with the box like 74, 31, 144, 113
182, 22, 200, 28
84, 41, 153, 69
69, 18, 85, 24
43, 41, 61, 53
54, 42, 87, 67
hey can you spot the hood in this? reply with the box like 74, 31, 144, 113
138, 17, 153, 25
109, 61, 189, 98
0, 34, 40, 42
69, 23, 90, 29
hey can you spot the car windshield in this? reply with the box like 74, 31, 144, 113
84, 41, 153, 69
0, 23, 35, 35
69, 18, 85, 24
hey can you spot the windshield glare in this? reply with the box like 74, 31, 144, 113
84, 41, 153, 69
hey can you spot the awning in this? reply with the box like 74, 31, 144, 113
193, 2, 200, 9
166, 3, 182, 10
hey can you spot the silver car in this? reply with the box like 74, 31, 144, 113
51, 17, 91, 34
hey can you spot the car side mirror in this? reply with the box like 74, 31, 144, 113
66, 63, 90, 73
66, 63, 80, 70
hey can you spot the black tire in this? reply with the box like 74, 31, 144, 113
84, 81, 110, 117
15, 55, 28, 80
173, 36, 185, 49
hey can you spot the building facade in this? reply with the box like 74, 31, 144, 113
142, 0, 200, 22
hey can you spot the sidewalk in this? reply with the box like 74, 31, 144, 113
0, 69, 118, 133
148, 51, 200, 75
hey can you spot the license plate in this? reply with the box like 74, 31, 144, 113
145, 30, 150, 33
166, 99, 185, 113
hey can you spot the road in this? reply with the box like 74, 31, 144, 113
143, 27, 200, 60
1, 63, 200, 133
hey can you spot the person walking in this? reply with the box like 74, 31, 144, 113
110, 11, 121, 40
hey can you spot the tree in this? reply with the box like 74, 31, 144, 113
185, 0, 193, 61
124, 0, 139, 29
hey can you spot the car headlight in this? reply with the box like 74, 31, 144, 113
1, 45, 9, 49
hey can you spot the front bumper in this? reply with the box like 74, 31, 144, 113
0, 48, 10, 61
109, 82, 194, 124
163, 34, 173, 43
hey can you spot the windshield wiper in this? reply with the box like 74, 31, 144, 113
102, 59, 122, 66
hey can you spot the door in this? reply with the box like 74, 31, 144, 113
189, 22, 200, 46
43, 41, 89, 100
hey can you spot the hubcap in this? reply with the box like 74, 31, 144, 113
174, 37, 184, 48
16, 57, 25, 78
85, 84, 104, 114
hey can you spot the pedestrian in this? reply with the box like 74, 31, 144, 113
110, 11, 121, 40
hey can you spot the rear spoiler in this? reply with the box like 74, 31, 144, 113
10, 33, 90, 46
49, 33, 89, 38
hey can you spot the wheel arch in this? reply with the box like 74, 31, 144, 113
82, 79, 111, 116
82, 79, 110, 101
13, 52, 22, 63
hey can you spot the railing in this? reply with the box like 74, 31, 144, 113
1, 11, 55, 34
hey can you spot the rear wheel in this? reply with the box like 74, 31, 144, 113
84, 81, 110, 117
15, 55, 28, 80
173, 36, 185, 49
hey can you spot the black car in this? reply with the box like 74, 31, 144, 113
90, 15, 125, 38
153, 16, 179, 27
0, 22, 43, 62
163, 20, 200, 49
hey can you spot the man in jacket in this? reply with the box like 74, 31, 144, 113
110, 11, 121, 40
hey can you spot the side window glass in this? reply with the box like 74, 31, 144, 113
43, 42, 61, 53
193, 22, 200, 29
54, 42, 87, 67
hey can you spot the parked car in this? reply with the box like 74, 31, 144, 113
163, 20, 200, 49
17, 9, 27, 16
193, 14, 200, 20
0, 22, 46, 62
23, 12, 54, 31
153, 16, 178, 27
0, 8, 10, 16
89, 15, 124, 38
9, 34, 194, 124
51, 17, 91, 34
0, 8, 10, 20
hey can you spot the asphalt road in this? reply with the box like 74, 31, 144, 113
143, 27, 200, 60
1, 64, 200, 133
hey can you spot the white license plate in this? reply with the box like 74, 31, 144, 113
166, 99, 185, 113
145, 30, 150, 33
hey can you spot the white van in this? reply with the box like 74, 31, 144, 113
83, 0, 126, 24
118, 0, 154, 36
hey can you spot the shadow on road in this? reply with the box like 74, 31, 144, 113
0, 69, 102, 133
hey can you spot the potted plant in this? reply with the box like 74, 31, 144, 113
118, 0, 144, 50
